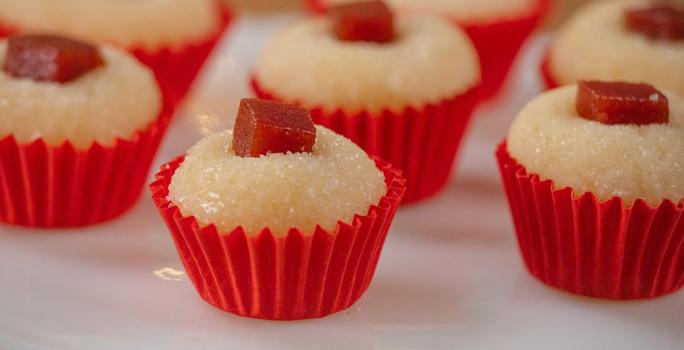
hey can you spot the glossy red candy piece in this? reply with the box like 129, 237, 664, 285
329, 0, 395, 43
576, 81, 669, 125
233, 98, 317, 157
625, 5, 684, 40
4, 34, 104, 83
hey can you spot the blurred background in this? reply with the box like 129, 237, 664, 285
227, 0, 592, 27
544, 0, 591, 27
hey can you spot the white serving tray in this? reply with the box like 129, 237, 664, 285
1, 12, 682, 350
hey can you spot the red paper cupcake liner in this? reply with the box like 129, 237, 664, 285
0, 23, 11, 38
497, 142, 684, 299
305, 0, 549, 100
0, 3, 233, 111
461, 0, 549, 99
306, 0, 326, 13
130, 3, 233, 110
0, 107, 172, 228
540, 51, 560, 90
252, 78, 479, 204
149, 156, 406, 320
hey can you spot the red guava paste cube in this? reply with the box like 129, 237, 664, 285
4, 34, 105, 83
576, 81, 669, 125
626, 5, 684, 40
233, 98, 317, 157
329, 0, 395, 43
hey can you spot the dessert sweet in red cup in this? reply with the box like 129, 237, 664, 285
0, 0, 233, 110
497, 81, 684, 299
306, 0, 549, 99
0, 34, 170, 228
150, 98, 406, 320
542, 1, 684, 95
252, 1, 481, 204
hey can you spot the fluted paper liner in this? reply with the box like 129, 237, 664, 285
540, 51, 560, 90
0, 3, 233, 110
131, 4, 232, 109
497, 143, 684, 299
252, 78, 478, 204
305, 0, 549, 99
0, 108, 171, 228
149, 156, 406, 320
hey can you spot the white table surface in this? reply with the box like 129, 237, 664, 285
1, 12, 682, 350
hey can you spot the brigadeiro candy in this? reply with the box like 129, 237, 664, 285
306, 0, 549, 99
0, 34, 170, 228
542, 0, 684, 97
252, 0, 481, 203
0, 0, 233, 110
497, 81, 684, 299
150, 98, 405, 320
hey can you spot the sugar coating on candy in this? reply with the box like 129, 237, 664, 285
255, 14, 479, 113
233, 98, 316, 157
0, 41, 161, 149
508, 85, 684, 206
322, 0, 537, 23
168, 127, 387, 236
576, 81, 669, 125
0, 0, 219, 50
4, 34, 104, 83
329, 0, 395, 43
626, 5, 684, 40
550, 1, 684, 97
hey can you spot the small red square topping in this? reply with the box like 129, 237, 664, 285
625, 5, 684, 40
4, 34, 105, 83
576, 81, 669, 125
329, 0, 395, 43
233, 98, 317, 157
